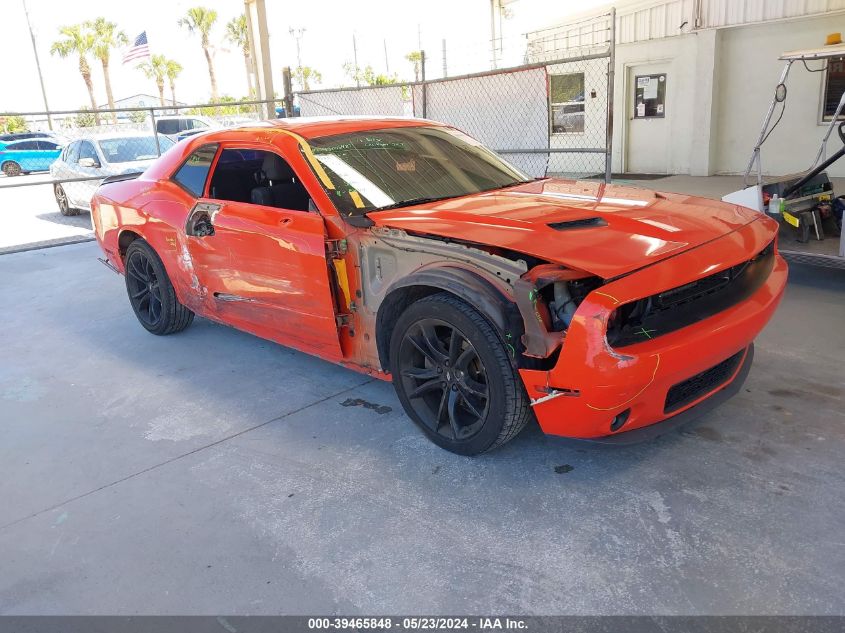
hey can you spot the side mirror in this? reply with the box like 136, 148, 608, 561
79, 157, 100, 168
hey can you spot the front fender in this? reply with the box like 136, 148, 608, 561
374, 265, 524, 370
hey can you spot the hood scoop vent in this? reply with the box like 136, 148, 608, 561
548, 217, 608, 230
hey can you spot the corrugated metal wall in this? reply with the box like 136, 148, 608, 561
617, 0, 694, 43
700, 0, 845, 28
529, 0, 845, 48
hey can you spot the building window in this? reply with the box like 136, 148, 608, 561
550, 73, 585, 134
634, 74, 667, 118
823, 56, 845, 120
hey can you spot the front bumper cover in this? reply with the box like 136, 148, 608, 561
518, 216, 786, 440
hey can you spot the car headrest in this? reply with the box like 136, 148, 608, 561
262, 153, 293, 181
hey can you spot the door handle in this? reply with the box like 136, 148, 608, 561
279, 217, 292, 226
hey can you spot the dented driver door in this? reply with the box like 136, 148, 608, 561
184, 198, 343, 361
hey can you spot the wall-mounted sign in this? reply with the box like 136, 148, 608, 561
634, 74, 666, 118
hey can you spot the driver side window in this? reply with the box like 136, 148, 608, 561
207, 148, 312, 212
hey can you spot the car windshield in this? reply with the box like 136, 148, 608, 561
98, 136, 174, 163
304, 126, 530, 217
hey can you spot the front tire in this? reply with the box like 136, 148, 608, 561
124, 239, 194, 335
54, 184, 80, 216
2, 161, 21, 177
390, 292, 532, 455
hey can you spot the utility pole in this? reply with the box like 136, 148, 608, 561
352, 32, 360, 87
289, 27, 305, 71
442, 39, 447, 77
22, 0, 52, 130
244, 0, 275, 119
489, 0, 499, 69
383, 39, 389, 74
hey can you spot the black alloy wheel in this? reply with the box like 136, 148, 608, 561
390, 293, 532, 455
123, 239, 194, 335
126, 247, 164, 329
398, 318, 491, 442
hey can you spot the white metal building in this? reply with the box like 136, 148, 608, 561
526, 0, 845, 176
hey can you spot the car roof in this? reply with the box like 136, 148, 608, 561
218, 116, 441, 140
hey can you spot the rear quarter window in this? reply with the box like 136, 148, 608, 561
172, 144, 218, 197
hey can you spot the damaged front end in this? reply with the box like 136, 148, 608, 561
513, 264, 602, 361
354, 226, 605, 376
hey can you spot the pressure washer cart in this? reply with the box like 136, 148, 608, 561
723, 42, 845, 269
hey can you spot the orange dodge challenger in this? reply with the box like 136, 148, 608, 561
91, 117, 787, 455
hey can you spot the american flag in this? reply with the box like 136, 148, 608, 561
122, 32, 150, 64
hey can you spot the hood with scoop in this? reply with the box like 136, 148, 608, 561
367, 179, 762, 279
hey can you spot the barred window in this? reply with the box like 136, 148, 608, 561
550, 73, 585, 134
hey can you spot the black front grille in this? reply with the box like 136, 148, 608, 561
607, 240, 775, 347
664, 350, 745, 414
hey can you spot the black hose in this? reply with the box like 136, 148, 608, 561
782, 122, 845, 198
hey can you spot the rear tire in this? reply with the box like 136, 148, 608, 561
389, 292, 532, 455
54, 184, 80, 216
2, 161, 21, 177
124, 239, 194, 335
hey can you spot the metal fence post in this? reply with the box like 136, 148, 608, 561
149, 107, 161, 156
442, 39, 447, 78
421, 50, 427, 119
283, 67, 295, 118
604, 7, 616, 183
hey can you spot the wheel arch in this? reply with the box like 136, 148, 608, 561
118, 228, 143, 260
375, 266, 523, 371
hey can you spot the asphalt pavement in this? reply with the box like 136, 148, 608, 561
1, 241, 843, 614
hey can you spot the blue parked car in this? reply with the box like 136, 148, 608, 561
0, 138, 63, 176
275, 104, 301, 118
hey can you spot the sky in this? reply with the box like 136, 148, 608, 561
0, 0, 614, 113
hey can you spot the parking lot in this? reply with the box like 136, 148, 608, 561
1, 237, 843, 614
0, 175, 92, 253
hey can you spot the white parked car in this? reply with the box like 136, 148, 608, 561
50, 133, 174, 216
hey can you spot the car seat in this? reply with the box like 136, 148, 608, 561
250, 153, 311, 211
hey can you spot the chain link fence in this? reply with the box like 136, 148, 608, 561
296, 11, 615, 180
0, 99, 281, 251
0, 8, 614, 238
0, 99, 281, 211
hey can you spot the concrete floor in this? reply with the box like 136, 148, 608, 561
0, 175, 92, 253
1, 242, 844, 615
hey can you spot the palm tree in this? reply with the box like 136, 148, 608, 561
86, 18, 128, 122
137, 54, 168, 106
405, 51, 423, 82
51, 25, 99, 124
179, 7, 219, 101
164, 59, 183, 107
226, 14, 253, 96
